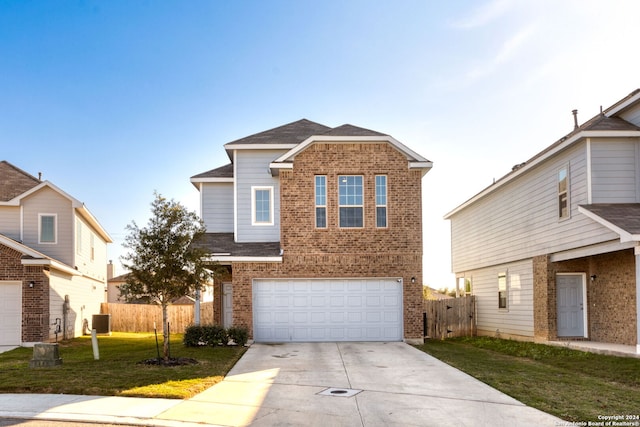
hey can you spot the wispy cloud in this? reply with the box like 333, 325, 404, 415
451, 0, 514, 29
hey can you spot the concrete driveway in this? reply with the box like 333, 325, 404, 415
157, 342, 562, 426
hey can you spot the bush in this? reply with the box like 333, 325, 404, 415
183, 324, 246, 347
227, 326, 249, 346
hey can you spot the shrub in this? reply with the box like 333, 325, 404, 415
202, 325, 228, 346
183, 325, 205, 347
227, 326, 249, 346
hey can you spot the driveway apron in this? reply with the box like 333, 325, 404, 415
158, 342, 562, 427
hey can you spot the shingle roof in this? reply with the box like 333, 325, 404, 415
225, 119, 331, 146
191, 163, 234, 179
579, 203, 640, 236
0, 161, 40, 202
193, 233, 281, 257
320, 124, 387, 137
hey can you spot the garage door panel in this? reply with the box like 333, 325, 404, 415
253, 278, 402, 342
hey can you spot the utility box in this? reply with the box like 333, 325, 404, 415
92, 314, 111, 335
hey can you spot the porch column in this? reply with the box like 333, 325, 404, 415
635, 246, 640, 354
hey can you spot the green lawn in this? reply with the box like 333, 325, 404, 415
0, 333, 246, 399
416, 337, 640, 422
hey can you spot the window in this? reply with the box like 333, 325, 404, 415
498, 272, 508, 309
315, 176, 327, 228
39, 214, 57, 244
458, 277, 472, 295
251, 186, 273, 225
90, 234, 95, 261
558, 166, 569, 219
339, 175, 363, 227
376, 175, 387, 227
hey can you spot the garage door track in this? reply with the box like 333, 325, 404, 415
158, 342, 562, 426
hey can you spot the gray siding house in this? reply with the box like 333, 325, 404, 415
445, 89, 640, 353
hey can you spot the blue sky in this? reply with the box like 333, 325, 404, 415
2, 0, 640, 287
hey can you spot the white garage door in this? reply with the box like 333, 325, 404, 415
253, 278, 403, 342
0, 281, 22, 346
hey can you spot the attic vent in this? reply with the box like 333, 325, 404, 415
512, 162, 526, 171
572, 109, 579, 130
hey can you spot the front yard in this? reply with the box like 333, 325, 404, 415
0, 333, 246, 399
416, 337, 640, 423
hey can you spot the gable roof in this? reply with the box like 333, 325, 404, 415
578, 204, 640, 242
445, 89, 640, 219
0, 161, 112, 243
192, 119, 432, 181
0, 160, 40, 202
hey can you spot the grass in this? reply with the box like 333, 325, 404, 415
0, 332, 246, 399
416, 337, 640, 422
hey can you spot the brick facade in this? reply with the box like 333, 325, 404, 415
0, 243, 51, 343
533, 249, 637, 346
232, 142, 425, 341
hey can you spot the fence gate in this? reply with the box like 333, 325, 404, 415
423, 296, 476, 339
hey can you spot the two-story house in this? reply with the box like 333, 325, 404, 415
191, 119, 432, 343
445, 89, 640, 353
0, 161, 112, 346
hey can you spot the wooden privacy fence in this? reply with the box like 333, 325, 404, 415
100, 302, 214, 333
423, 296, 476, 339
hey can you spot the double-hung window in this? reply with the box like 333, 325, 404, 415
498, 272, 508, 309
339, 175, 363, 228
375, 175, 387, 228
76, 218, 83, 254
315, 176, 327, 228
558, 165, 569, 219
251, 186, 274, 225
39, 214, 57, 244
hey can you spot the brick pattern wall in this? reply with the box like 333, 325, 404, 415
234, 142, 425, 341
0, 243, 50, 343
533, 249, 636, 346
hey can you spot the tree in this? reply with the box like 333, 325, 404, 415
120, 192, 211, 361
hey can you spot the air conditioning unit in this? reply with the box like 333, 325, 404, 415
92, 314, 111, 335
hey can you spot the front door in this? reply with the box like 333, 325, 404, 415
222, 282, 233, 328
556, 274, 586, 337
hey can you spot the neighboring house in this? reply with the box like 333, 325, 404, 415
191, 119, 432, 343
445, 89, 640, 353
0, 161, 112, 346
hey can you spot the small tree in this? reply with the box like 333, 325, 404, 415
120, 192, 211, 361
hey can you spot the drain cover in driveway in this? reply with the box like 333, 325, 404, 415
318, 387, 362, 397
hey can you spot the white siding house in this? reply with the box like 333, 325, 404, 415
446, 89, 640, 353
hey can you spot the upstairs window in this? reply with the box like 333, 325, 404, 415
315, 176, 327, 228
339, 175, 363, 228
76, 218, 83, 254
90, 234, 95, 261
375, 175, 387, 228
251, 186, 274, 225
498, 272, 508, 309
39, 214, 57, 244
558, 166, 569, 219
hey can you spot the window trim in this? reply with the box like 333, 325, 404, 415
498, 271, 508, 310
315, 175, 327, 229
558, 164, 570, 220
375, 175, 388, 228
39, 213, 57, 244
251, 186, 274, 226
338, 175, 364, 228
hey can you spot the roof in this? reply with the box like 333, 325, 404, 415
191, 119, 432, 180
0, 160, 40, 202
445, 89, 640, 219
578, 204, 640, 242
108, 273, 130, 283
192, 233, 282, 262
225, 119, 331, 147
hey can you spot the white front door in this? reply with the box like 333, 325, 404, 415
0, 281, 22, 346
557, 274, 586, 337
253, 278, 403, 342
222, 282, 233, 328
